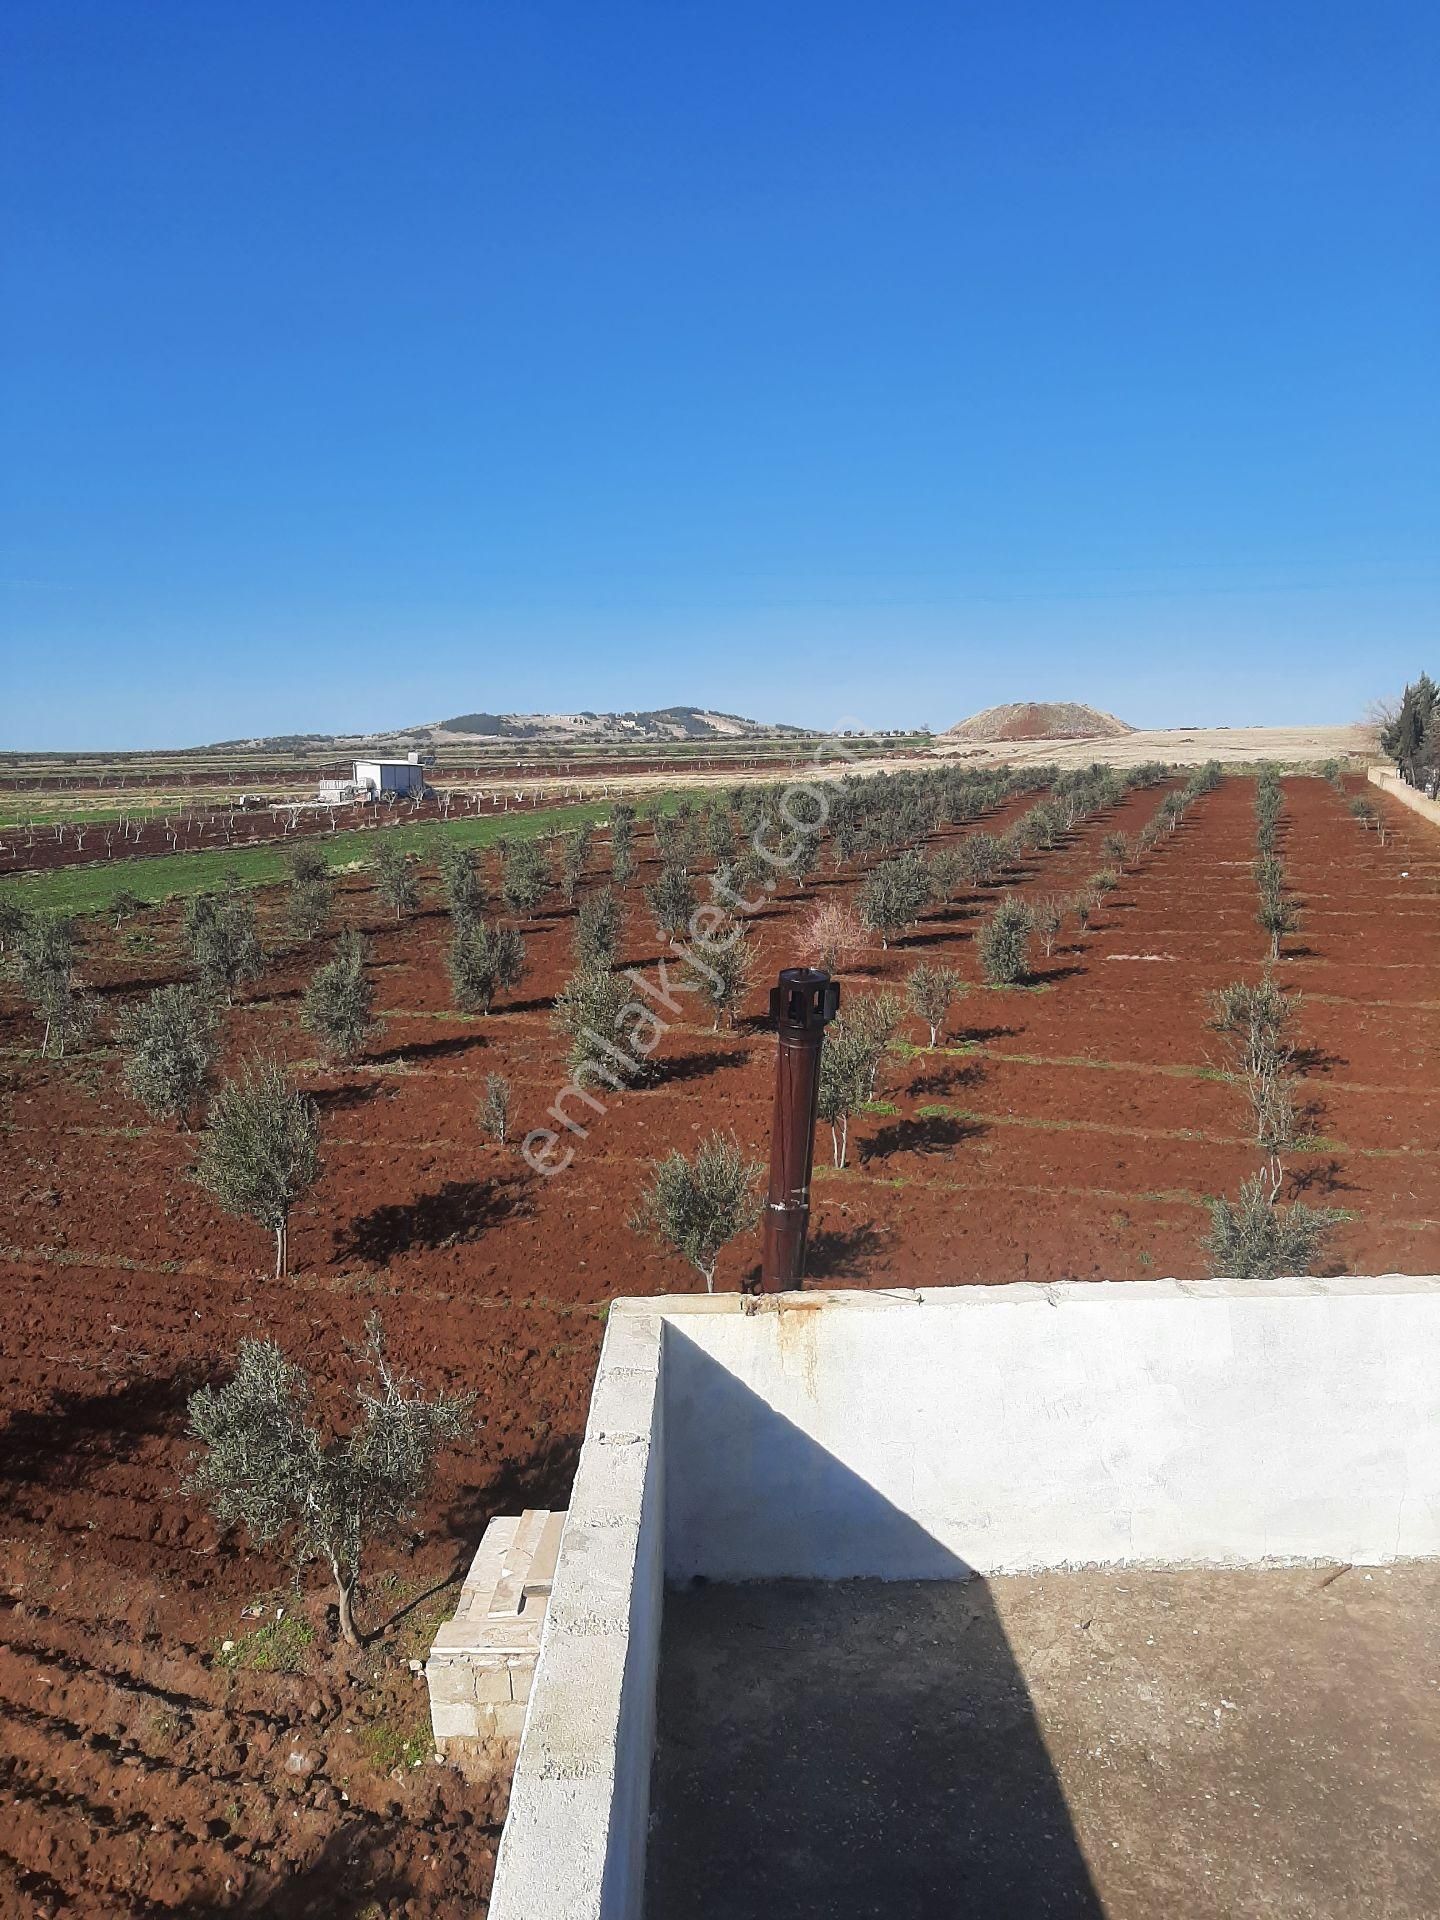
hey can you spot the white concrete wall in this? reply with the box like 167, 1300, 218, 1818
1368, 764, 1440, 827
662, 1279, 1440, 1580
487, 1276, 1440, 1918
487, 1308, 666, 1920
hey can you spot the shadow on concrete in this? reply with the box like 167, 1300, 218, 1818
648, 1338, 1104, 1918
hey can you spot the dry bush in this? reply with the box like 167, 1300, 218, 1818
800, 897, 867, 972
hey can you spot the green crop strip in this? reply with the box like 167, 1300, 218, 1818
0, 792, 700, 918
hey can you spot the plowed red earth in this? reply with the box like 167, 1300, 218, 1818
1, 775, 1437, 1916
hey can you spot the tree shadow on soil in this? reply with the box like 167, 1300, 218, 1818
309, 1082, 386, 1115
339, 1174, 534, 1261
659, 1046, 750, 1087
954, 1021, 1022, 1045
1293, 1044, 1347, 1076
1286, 1158, 1358, 1201
369, 1032, 487, 1065
803, 1219, 892, 1279
909, 1058, 987, 1098
169, 1824, 435, 1918
439, 1436, 585, 1572
0, 1367, 200, 1515
860, 1113, 988, 1162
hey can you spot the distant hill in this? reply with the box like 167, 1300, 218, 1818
432, 706, 809, 742
944, 702, 1134, 743
209, 706, 813, 752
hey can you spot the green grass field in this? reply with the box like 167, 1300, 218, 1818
0, 796, 674, 917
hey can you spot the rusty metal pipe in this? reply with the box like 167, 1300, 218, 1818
761, 968, 840, 1292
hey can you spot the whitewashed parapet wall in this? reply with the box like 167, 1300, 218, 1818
1368, 764, 1440, 827
487, 1276, 1440, 1920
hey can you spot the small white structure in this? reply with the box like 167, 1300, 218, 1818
353, 752, 425, 797
426, 1509, 564, 1763
317, 779, 364, 804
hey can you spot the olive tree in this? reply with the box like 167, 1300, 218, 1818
478, 1072, 512, 1144
301, 929, 378, 1061
1029, 894, 1066, 959
193, 1057, 321, 1278
438, 841, 484, 923
501, 840, 548, 919
906, 962, 964, 1048
573, 886, 625, 971
695, 923, 756, 1029
118, 984, 217, 1125
645, 865, 697, 942
817, 1016, 885, 1168
857, 853, 931, 949
977, 896, 1032, 986
1205, 1173, 1335, 1281
559, 828, 593, 906
448, 919, 526, 1014
373, 839, 420, 919
185, 886, 263, 1002
14, 912, 97, 1057
0, 895, 27, 955
185, 1316, 470, 1647
630, 1132, 762, 1292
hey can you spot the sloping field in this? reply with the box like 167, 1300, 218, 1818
0, 768, 1436, 1912
938, 722, 1374, 771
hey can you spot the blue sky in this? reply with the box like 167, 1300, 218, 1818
2, 2, 1436, 747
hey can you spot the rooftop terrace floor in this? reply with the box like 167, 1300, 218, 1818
646, 1564, 1440, 1919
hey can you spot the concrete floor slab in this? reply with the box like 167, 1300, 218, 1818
646, 1564, 1440, 1919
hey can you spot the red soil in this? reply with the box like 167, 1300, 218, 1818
1, 774, 1437, 1914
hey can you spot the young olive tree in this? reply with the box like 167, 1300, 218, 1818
438, 841, 484, 924
478, 1072, 512, 1145
110, 889, 143, 931
193, 1057, 321, 1278
185, 886, 264, 1003
978, 896, 1032, 986
630, 1132, 762, 1292
695, 923, 756, 1029
1029, 894, 1066, 959
551, 962, 657, 1082
645, 864, 698, 943
906, 962, 964, 1048
559, 827, 593, 906
13, 912, 90, 1057
118, 984, 217, 1125
501, 840, 548, 919
573, 885, 625, 971
817, 1017, 884, 1169
185, 1316, 470, 1647
448, 919, 526, 1014
857, 854, 931, 949
301, 929, 378, 1062
1204, 1173, 1336, 1281
0, 895, 27, 956
373, 839, 420, 919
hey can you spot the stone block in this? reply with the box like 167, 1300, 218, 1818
430, 1699, 479, 1742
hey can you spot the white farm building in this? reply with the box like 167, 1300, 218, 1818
352, 753, 425, 797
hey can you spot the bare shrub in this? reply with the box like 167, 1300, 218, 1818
801, 897, 866, 972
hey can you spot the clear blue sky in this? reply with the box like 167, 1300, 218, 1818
2, 2, 1436, 748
